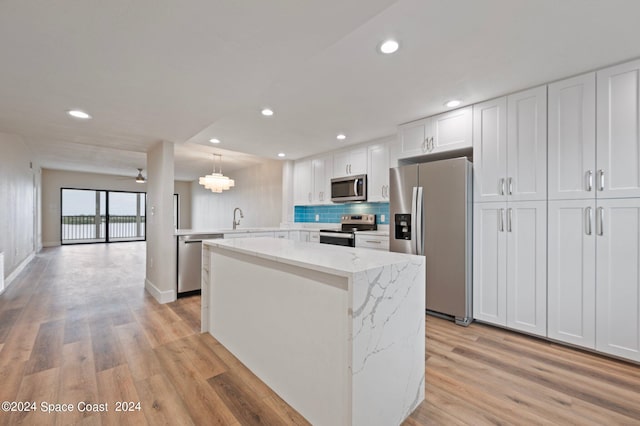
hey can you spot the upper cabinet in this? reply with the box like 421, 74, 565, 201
473, 97, 508, 202
333, 147, 367, 177
293, 159, 313, 205
312, 155, 333, 204
473, 86, 547, 202
397, 106, 472, 159
506, 86, 547, 201
367, 143, 390, 202
597, 59, 640, 199
548, 73, 596, 201
293, 155, 332, 205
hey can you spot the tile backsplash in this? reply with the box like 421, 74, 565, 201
294, 202, 389, 224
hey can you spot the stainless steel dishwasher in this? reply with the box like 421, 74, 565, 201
177, 233, 223, 297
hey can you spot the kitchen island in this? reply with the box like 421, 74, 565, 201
202, 237, 425, 426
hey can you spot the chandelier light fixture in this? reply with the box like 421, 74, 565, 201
199, 154, 235, 193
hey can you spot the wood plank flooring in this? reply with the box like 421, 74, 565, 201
0, 242, 638, 425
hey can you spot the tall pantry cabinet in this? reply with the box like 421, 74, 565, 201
472, 86, 548, 336
548, 61, 640, 362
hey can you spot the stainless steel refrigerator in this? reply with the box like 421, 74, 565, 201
389, 157, 473, 325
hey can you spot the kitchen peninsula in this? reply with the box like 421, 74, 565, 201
202, 237, 425, 426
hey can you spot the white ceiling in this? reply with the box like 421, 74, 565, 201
1, 0, 640, 181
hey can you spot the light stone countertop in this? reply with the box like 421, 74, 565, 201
203, 236, 422, 277
174, 226, 338, 236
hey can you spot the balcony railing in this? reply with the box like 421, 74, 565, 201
61, 215, 146, 243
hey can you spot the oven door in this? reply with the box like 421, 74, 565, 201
319, 231, 355, 247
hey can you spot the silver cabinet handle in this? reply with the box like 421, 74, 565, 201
385, 185, 389, 198
308, 192, 312, 203
507, 208, 512, 232
430, 137, 435, 151
499, 208, 504, 232
346, 165, 349, 175
586, 170, 593, 192
320, 191, 324, 201
585, 207, 592, 235
499, 178, 505, 196
349, 164, 352, 174
597, 207, 604, 236
422, 139, 428, 152
365, 240, 382, 244
598, 169, 605, 191
508, 177, 513, 195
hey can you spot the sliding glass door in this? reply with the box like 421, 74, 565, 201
61, 188, 146, 244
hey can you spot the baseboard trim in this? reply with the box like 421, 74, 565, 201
4, 252, 35, 292
42, 241, 60, 248
145, 278, 176, 304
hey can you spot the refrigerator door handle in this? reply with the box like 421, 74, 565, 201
416, 187, 424, 255
411, 187, 418, 255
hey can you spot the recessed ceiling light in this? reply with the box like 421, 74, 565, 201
336, 134, 346, 140
277, 153, 286, 158
445, 99, 462, 108
67, 110, 91, 119
379, 39, 399, 54
209, 138, 221, 144
261, 108, 274, 116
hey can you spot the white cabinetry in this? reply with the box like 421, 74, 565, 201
595, 198, 640, 362
333, 148, 367, 177
548, 200, 596, 349
367, 143, 390, 202
398, 107, 472, 159
294, 160, 313, 205
507, 86, 547, 201
597, 59, 640, 199
505, 201, 547, 335
312, 155, 332, 204
294, 156, 332, 205
473, 201, 546, 336
473, 97, 507, 202
548, 73, 596, 200
355, 234, 389, 251
473, 87, 547, 203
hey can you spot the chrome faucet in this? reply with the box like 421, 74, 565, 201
232, 207, 244, 230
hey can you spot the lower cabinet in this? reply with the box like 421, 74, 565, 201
473, 201, 547, 336
548, 200, 596, 349
545, 198, 640, 362
355, 234, 389, 251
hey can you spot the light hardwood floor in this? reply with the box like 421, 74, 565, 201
0, 243, 638, 425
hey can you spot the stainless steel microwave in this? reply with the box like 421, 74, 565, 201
330, 174, 367, 203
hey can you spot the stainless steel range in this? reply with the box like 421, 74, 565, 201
319, 214, 377, 247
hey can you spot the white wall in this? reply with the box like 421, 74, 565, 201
145, 141, 176, 303
0, 131, 40, 284
192, 160, 283, 229
41, 169, 190, 246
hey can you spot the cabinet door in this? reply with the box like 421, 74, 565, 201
473, 97, 508, 203
505, 201, 547, 336
312, 155, 332, 204
349, 148, 367, 175
398, 118, 430, 158
596, 198, 640, 362
333, 151, 351, 178
507, 86, 547, 201
548, 73, 596, 200
293, 160, 313, 205
367, 143, 390, 202
473, 203, 507, 325
548, 200, 596, 348
597, 59, 640, 199
431, 106, 472, 153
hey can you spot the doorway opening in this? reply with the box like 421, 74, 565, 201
61, 188, 146, 244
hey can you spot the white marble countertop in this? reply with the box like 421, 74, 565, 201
203, 237, 422, 277
175, 226, 341, 236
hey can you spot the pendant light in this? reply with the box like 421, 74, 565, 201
199, 154, 235, 193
